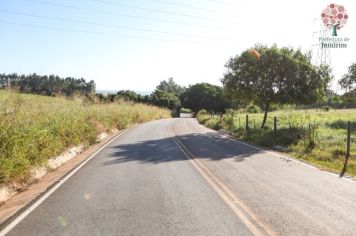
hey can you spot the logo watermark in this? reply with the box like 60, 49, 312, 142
321, 4, 348, 36
319, 36, 350, 48
319, 4, 349, 48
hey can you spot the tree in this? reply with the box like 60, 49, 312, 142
222, 45, 332, 128
339, 63, 356, 92
156, 77, 185, 95
116, 90, 142, 102
151, 90, 181, 109
325, 89, 341, 104
339, 63, 356, 105
341, 90, 356, 104
0, 73, 96, 96
151, 77, 185, 110
183, 83, 229, 114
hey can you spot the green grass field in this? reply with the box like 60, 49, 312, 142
197, 108, 356, 176
0, 91, 171, 184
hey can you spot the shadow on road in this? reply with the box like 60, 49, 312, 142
104, 132, 263, 165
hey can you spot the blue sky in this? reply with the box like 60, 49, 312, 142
0, 0, 355, 92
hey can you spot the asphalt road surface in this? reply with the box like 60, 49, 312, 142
3, 118, 356, 236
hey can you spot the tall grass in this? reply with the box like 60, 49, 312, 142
0, 91, 170, 184
197, 109, 356, 176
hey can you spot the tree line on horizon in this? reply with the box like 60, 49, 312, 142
106, 78, 228, 115
1, 45, 355, 127
0, 73, 96, 96
112, 45, 355, 127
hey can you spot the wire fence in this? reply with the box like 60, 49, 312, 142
208, 111, 356, 175
231, 113, 356, 132
210, 110, 356, 161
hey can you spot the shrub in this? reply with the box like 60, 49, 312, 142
223, 109, 235, 130
180, 108, 192, 113
197, 109, 208, 116
246, 105, 260, 113
323, 106, 331, 111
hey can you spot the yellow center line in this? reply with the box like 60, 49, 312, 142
168, 125, 277, 236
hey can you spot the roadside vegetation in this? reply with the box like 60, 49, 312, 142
180, 108, 192, 113
0, 73, 95, 96
0, 91, 170, 184
105, 47, 355, 176
189, 45, 356, 176
1, 44, 355, 182
197, 108, 356, 175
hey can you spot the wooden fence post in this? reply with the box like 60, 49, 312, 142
340, 121, 351, 177
245, 114, 249, 131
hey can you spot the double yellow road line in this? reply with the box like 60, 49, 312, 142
168, 126, 277, 236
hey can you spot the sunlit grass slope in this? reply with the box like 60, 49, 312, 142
0, 91, 171, 184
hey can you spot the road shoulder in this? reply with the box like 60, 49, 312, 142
0, 128, 129, 228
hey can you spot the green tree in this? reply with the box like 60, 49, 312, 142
222, 45, 332, 128
156, 77, 185, 95
151, 77, 185, 111
0, 73, 96, 96
116, 90, 142, 102
325, 89, 341, 104
341, 90, 356, 104
339, 63, 356, 92
183, 83, 229, 114
339, 63, 356, 105
151, 90, 181, 109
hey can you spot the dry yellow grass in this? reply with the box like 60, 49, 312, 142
0, 91, 171, 184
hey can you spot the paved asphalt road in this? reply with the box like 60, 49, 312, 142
4, 118, 356, 235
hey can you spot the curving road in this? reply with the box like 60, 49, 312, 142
3, 118, 356, 236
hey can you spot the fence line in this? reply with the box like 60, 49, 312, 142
219, 113, 355, 165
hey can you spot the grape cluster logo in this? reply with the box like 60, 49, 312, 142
321, 4, 348, 36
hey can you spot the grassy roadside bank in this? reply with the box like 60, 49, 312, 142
0, 91, 171, 184
196, 109, 356, 176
